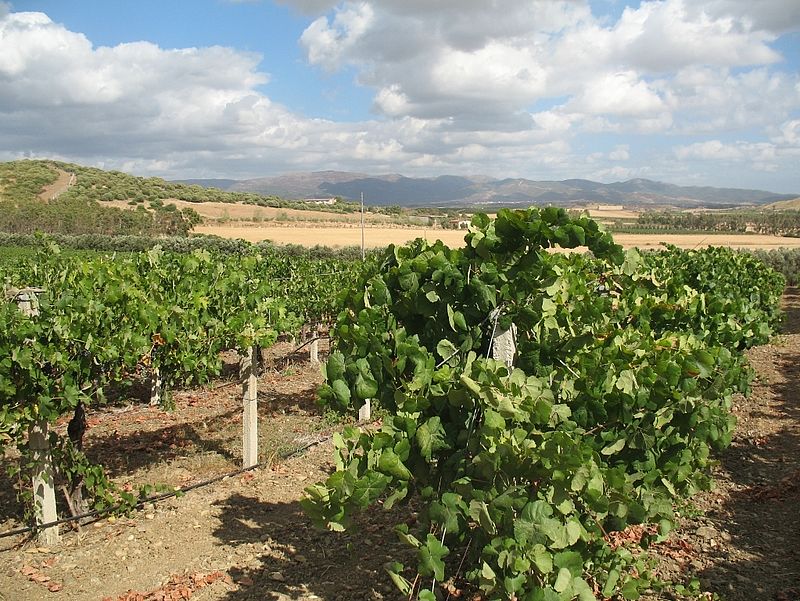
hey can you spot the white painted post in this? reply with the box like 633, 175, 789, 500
358, 398, 371, 422
149, 367, 163, 406
29, 420, 59, 546
240, 346, 258, 468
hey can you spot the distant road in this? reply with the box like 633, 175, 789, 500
195, 224, 800, 251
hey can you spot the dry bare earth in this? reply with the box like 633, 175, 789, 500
1, 295, 799, 601
652, 289, 800, 601
193, 224, 459, 248
195, 223, 800, 251
38, 169, 74, 201
104, 196, 800, 251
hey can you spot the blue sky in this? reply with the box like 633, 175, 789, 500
2, 0, 799, 192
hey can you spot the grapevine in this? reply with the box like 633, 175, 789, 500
0, 243, 368, 521
304, 208, 784, 600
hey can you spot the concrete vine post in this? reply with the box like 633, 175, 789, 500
489, 310, 517, 369
28, 421, 60, 545
240, 346, 259, 468
358, 398, 371, 422
9, 287, 59, 545
309, 323, 320, 364
149, 367, 163, 406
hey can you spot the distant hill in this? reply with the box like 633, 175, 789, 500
766, 197, 800, 210
5, 160, 794, 210
229, 171, 370, 199
172, 178, 239, 191
224, 171, 797, 208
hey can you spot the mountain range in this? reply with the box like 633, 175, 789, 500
176, 172, 798, 209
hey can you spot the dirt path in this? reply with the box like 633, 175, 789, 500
0, 300, 799, 601
695, 290, 800, 599
38, 169, 75, 201
645, 290, 800, 599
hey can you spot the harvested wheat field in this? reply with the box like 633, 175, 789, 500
195, 224, 800, 250
193, 225, 468, 247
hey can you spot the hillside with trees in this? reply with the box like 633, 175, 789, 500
0, 161, 202, 236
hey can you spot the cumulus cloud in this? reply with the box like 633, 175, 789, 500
609, 145, 630, 161
673, 138, 800, 176
659, 67, 800, 134
675, 140, 746, 161
0, 10, 361, 176
300, 2, 373, 71
607, 0, 780, 72
699, 0, 800, 34
299, 0, 785, 130
568, 71, 665, 116
772, 120, 800, 147
0, 2, 798, 191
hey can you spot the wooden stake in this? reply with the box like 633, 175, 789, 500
240, 346, 258, 468
29, 419, 59, 546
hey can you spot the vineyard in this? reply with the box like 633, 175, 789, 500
0, 208, 797, 600
0, 243, 372, 527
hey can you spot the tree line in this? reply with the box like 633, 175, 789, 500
634, 209, 800, 236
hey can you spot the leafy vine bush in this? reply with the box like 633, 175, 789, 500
0, 232, 382, 260
303, 208, 784, 600
1, 238, 379, 520
1, 246, 297, 517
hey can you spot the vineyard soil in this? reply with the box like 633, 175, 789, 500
1, 296, 799, 600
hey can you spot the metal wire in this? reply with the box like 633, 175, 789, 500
0, 434, 333, 544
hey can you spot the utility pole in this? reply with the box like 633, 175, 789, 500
360, 192, 365, 261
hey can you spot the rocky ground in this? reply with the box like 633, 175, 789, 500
0, 294, 798, 601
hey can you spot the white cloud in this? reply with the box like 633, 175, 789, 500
298, 0, 789, 137
568, 71, 665, 116
608, 0, 780, 72
772, 120, 800, 147
673, 138, 797, 170
609, 145, 630, 161
675, 140, 745, 161
659, 67, 800, 134
699, 0, 800, 34
590, 165, 637, 181
299, 2, 373, 71
0, 2, 798, 192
